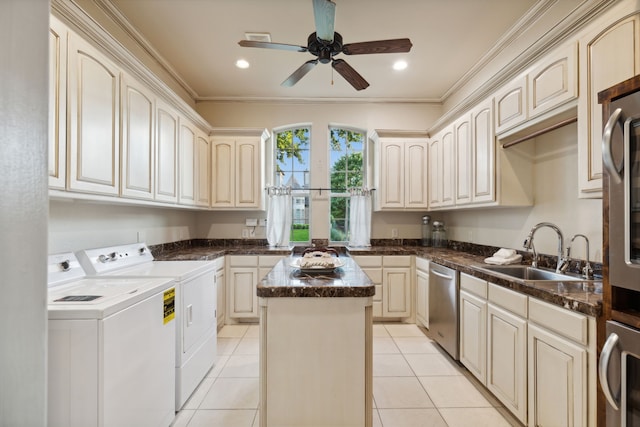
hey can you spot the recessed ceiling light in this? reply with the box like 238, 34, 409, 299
393, 60, 408, 71
236, 59, 250, 69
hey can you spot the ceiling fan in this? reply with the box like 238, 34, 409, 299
238, 0, 412, 91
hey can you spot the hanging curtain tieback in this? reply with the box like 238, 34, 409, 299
266, 186, 292, 196
348, 187, 372, 196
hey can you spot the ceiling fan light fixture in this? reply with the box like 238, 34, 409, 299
235, 59, 250, 69
393, 60, 408, 71
245, 32, 271, 43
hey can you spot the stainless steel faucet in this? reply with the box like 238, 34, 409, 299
566, 234, 594, 279
523, 222, 569, 273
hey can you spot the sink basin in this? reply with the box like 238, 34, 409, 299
477, 265, 583, 282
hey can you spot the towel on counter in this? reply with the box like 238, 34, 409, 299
484, 248, 522, 265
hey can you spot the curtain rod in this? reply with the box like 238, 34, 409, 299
265, 187, 376, 195
501, 116, 577, 149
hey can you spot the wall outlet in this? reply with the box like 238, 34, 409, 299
258, 218, 267, 227
245, 218, 258, 227
391, 228, 399, 238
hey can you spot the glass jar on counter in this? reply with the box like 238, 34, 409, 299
421, 215, 431, 246
431, 221, 448, 248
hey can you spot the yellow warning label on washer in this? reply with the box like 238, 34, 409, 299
163, 288, 175, 324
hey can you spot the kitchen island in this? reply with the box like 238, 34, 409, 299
257, 255, 375, 427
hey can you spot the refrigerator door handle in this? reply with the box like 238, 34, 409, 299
599, 332, 621, 411
603, 107, 623, 184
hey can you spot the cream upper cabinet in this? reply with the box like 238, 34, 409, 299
211, 128, 269, 210
454, 115, 472, 206
494, 75, 527, 134
427, 135, 441, 208
471, 99, 496, 204
440, 128, 455, 208
155, 99, 179, 204
120, 73, 155, 200
371, 130, 429, 211
578, 13, 640, 198
48, 16, 67, 190
178, 120, 196, 206
67, 32, 121, 196
528, 42, 578, 118
195, 130, 211, 207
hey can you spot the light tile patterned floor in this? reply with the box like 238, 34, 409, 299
171, 323, 522, 427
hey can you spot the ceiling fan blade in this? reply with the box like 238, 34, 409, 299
281, 60, 319, 87
332, 59, 369, 91
238, 40, 307, 53
312, 0, 336, 43
342, 38, 413, 55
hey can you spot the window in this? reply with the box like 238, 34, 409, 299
329, 127, 365, 243
274, 126, 310, 243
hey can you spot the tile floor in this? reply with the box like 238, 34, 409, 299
170, 323, 522, 427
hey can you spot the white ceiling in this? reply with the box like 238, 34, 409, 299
108, 0, 538, 102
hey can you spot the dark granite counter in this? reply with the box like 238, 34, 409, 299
257, 255, 375, 298
151, 240, 602, 316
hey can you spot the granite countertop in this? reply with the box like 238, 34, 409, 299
257, 255, 375, 298
350, 246, 603, 317
152, 242, 602, 317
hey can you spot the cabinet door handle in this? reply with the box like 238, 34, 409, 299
602, 107, 623, 184
599, 332, 620, 411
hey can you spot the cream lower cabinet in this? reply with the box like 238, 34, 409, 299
459, 273, 487, 384
353, 255, 412, 320
487, 284, 527, 425
415, 257, 429, 328
527, 298, 594, 427
227, 255, 283, 322
213, 257, 225, 329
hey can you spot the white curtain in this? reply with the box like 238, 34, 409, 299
266, 186, 292, 247
348, 187, 372, 247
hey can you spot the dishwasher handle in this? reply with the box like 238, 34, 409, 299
430, 269, 454, 280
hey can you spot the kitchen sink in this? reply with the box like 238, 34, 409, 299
476, 265, 583, 282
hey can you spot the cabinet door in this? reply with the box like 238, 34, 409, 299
460, 290, 487, 384
228, 267, 258, 318
528, 42, 577, 118
182, 272, 217, 356
215, 267, 225, 329
236, 138, 262, 209
121, 74, 154, 200
48, 17, 67, 190
155, 100, 179, 203
578, 14, 640, 198
382, 267, 411, 317
67, 34, 120, 195
415, 268, 429, 328
440, 128, 455, 207
404, 141, 429, 209
211, 139, 235, 207
528, 323, 587, 427
494, 75, 527, 134
378, 140, 405, 209
178, 121, 196, 206
487, 304, 527, 424
471, 100, 495, 203
454, 115, 472, 205
428, 137, 441, 207
195, 131, 211, 207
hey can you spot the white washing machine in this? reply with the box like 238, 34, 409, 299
76, 243, 217, 409
47, 252, 176, 427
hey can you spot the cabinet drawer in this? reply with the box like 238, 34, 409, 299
373, 284, 382, 302
361, 268, 382, 284
416, 257, 429, 271
488, 283, 527, 317
259, 255, 283, 267
352, 255, 382, 268
528, 298, 589, 345
372, 301, 383, 317
228, 255, 258, 267
383, 256, 411, 267
460, 273, 487, 298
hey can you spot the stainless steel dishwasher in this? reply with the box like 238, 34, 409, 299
428, 263, 459, 360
